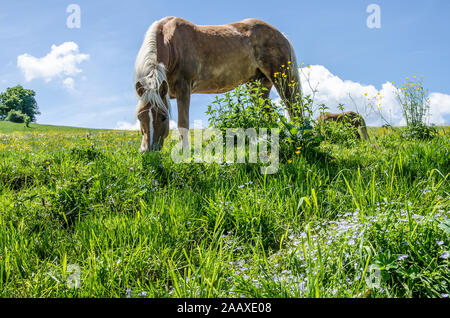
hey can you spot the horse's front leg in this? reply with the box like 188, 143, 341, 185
176, 79, 191, 150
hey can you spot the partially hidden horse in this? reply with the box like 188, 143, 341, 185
317, 111, 370, 140
134, 16, 301, 152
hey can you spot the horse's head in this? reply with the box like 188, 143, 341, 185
135, 80, 170, 152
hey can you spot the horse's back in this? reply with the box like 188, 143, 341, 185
160, 17, 280, 42
160, 18, 272, 93
154, 17, 294, 94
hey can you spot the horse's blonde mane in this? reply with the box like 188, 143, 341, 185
134, 17, 173, 117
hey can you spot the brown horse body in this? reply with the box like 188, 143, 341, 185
318, 111, 370, 140
135, 16, 301, 152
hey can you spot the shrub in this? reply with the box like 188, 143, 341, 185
207, 83, 279, 131
206, 79, 321, 163
5, 109, 30, 123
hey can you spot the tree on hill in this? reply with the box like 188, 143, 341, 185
0, 85, 40, 123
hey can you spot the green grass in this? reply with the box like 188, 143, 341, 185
0, 121, 106, 134
0, 123, 449, 298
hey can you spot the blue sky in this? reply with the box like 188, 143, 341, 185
1, 0, 449, 128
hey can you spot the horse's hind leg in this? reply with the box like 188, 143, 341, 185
257, 63, 301, 119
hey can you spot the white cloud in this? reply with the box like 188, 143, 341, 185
62, 77, 75, 90
17, 42, 89, 87
288, 65, 450, 126
429, 92, 450, 125
115, 120, 140, 131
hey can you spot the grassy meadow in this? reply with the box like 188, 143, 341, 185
0, 121, 449, 298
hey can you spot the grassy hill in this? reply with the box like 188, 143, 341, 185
0, 119, 449, 298
0, 120, 108, 134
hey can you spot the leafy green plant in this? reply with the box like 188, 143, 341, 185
206, 76, 321, 163
396, 77, 437, 139
5, 110, 30, 124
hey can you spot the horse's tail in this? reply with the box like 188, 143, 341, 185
358, 115, 370, 140
284, 35, 303, 117
286, 36, 301, 95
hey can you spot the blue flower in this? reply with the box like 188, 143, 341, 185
397, 254, 408, 261
126, 288, 132, 298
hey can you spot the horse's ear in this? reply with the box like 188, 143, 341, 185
159, 80, 168, 98
136, 82, 145, 97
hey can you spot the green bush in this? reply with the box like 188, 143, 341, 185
5, 109, 30, 123
206, 80, 321, 162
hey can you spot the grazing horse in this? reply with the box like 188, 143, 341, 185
134, 16, 301, 152
317, 111, 370, 140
